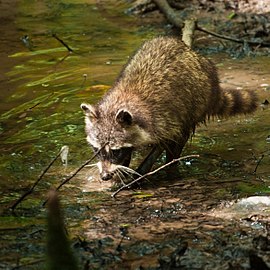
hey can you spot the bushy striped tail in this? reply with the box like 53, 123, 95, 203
217, 89, 258, 117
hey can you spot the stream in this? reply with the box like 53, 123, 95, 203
0, 1, 270, 269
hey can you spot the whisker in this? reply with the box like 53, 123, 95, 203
116, 165, 143, 178
117, 164, 156, 188
115, 165, 145, 189
84, 163, 101, 182
85, 163, 98, 168
116, 166, 144, 191
115, 169, 127, 186
116, 168, 126, 180
85, 165, 98, 175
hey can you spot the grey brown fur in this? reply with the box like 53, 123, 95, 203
81, 36, 257, 181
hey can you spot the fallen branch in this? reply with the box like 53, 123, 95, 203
152, 0, 183, 28
152, 0, 270, 48
10, 147, 64, 212
111, 154, 199, 198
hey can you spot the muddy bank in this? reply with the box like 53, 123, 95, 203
130, 0, 270, 58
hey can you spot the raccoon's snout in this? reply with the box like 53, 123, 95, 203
100, 171, 114, 181
97, 161, 115, 181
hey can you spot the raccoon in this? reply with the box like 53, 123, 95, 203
81, 36, 257, 181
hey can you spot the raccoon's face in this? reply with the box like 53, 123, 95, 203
81, 103, 147, 181
92, 144, 133, 180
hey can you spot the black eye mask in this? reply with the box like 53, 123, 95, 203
92, 146, 133, 166
110, 148, 133, 164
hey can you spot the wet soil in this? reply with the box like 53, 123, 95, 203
0, 1, 270, 269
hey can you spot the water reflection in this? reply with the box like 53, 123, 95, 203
0, 1, 156, 191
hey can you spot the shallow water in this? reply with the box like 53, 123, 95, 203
0, 0, 157, 191
0, 1, 270, 269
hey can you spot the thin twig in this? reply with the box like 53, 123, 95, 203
42, 144, 108, 207
196, 25, 270, 48
253, 154, 265, 174
111, 154, 199, 198
52, 33, 74, 52
27, 93, 54, 111
42, 156, 95, 207
53, 52, 72, 70
10, 148, 64, 212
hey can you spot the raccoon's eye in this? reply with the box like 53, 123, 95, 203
110, 147, 133, 164
111, 149, 123, 163
111, 148, 132, 161
111, 149, 122, 159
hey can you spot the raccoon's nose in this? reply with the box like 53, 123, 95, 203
100, 172, 113, 181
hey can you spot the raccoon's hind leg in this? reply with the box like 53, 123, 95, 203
136, 145, 164, 175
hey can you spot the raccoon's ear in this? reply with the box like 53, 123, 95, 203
81, 103, 98, 120
116, 109, 133, 126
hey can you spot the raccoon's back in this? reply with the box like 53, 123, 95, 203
113, 37, 220, 138
102, 36, 257, 143
118, 37, 217, 101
